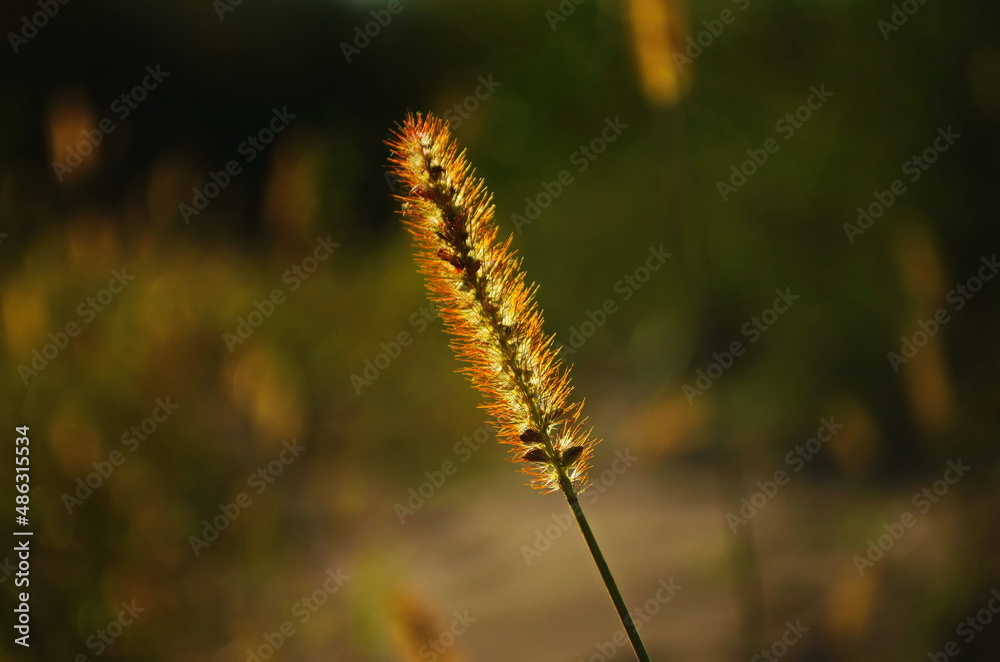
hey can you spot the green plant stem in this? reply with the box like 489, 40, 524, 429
559, 476, 651, 662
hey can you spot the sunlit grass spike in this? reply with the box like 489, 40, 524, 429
386, 112, 596, 493
386, 112, 650, 662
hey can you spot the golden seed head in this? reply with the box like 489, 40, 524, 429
387, 112, 598, 492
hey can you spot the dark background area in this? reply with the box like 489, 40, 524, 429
0, 0, 998, 660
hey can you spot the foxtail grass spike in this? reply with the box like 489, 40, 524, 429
387, 113, 651, 662
386, 112, 596, 493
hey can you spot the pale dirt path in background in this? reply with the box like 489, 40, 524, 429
368, 464, 959, 662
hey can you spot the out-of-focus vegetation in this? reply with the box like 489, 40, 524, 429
0, 0, 998, 660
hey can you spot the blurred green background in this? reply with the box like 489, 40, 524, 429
1, 0, 998, 660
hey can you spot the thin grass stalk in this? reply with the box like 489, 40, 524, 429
387, 112, 650, 661
562, 478, 651, 661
